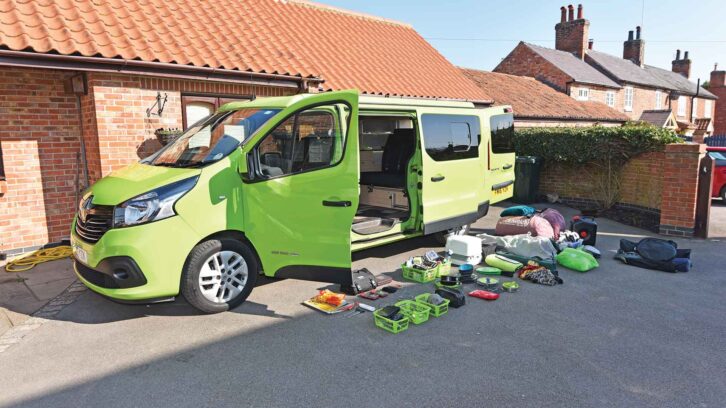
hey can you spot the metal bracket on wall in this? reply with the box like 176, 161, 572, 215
146, 92, 168, 118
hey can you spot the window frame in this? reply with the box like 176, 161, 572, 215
576, 87, 590, 101
605, 91, 615, 107
181, 93, 254, 129
655, 90, 662, 109
624, 87, 634, 111
249, 101, 352, 181
677, 95, 687, 117
420, 113, 481, 162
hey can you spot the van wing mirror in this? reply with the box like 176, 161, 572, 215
238, 151, 253, 182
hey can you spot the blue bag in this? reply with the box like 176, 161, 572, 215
500, 205, 536, 217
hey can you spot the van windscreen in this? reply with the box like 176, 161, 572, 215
148, 108, 280, 168
490, 114, 515, 154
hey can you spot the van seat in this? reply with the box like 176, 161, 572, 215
359, 128, 415, 188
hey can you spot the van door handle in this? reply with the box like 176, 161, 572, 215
322, 200, 352, 207
431, 175, 445, 182
503, 164, 513, 170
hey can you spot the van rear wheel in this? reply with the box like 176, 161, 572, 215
181, 238, 258, 314
434, 224, 470, 246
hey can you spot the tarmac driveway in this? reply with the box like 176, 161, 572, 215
1, 203, 725, 408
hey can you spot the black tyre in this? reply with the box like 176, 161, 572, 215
181, 238, 258, 314
433, 224, 471, 246
721, 187, 726, 202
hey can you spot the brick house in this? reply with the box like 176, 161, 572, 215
711, 67, 726, 135
0, 0, 491, 255
494, 4, 717, 138
460, 68, 628, 127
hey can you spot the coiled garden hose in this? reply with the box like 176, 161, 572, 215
4, 246, 73, 272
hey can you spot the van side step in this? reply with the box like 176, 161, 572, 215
352, 217, 398, 235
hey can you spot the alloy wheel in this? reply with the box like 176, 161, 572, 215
198, 250, 249, 303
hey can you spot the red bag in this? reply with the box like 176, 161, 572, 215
495, 216, 531, 236
468, 290, 499, 300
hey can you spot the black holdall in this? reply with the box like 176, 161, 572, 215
435, 287, 466, 308
340, 268, 378, 295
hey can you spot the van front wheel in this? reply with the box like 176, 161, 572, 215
433, 224, 471, 246
181, 238, 258, 314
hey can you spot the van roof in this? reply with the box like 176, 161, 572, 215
219, 93, 482, 112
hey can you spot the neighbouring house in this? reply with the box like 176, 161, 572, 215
711, 67, 726, 135
0, 0, 491, 255
460, 68, 628, 127
494, 4, 717, 139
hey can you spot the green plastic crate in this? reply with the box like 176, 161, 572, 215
414, 293, 450, 317
374, 309, 410, 334
401, 263, 438, 283
394, 300, 430, 325
436, 259, 452, 277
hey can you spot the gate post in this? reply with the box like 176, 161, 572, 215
659, 143, 706, 237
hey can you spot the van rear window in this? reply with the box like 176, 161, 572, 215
490, 114, 515, 154
421, 114, 480, 161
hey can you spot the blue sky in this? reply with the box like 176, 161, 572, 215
322, 0, 726, 84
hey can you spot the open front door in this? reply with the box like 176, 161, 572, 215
241, 91, 359, 284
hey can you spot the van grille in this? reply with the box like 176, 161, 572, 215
75, 199, 114, 243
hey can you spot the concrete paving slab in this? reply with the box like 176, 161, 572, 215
0, 203, 724, 408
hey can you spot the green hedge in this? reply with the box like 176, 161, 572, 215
513, 123, 681, 165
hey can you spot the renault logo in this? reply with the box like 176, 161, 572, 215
79, 196, 94, 223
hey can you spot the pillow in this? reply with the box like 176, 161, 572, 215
500, 205, 536, 217
528, 215, 555, 239
540, 208, 566, 237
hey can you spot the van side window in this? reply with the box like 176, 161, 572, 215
256, 105, 344, 178
421, 114, 480, 161
490, 113, 515, 154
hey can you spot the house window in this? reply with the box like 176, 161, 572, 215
677, 95, 686, 117
182, 94, 253, 129
624, 87, 633, 111
606, 91, 615, 107
576, 87, 590, 101
655, 90, 662, 109
705, 100, 712, 118
692, 98, 699, 119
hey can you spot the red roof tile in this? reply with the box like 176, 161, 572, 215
460, 68, 628, 123
0, 0, 491, 101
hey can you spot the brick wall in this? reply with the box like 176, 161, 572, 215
494, 44, 573, 93
538, 144, 704, 237
0, 68, 82, 253
1, 68, 297, 253
712, 71, 726, 135
83, 73, 296, 181
659, 143, 704, 236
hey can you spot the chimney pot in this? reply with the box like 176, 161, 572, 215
684, 51, 689, 60
568, 4, 574, 21
628, 30, 634, 41
675, 49, 681, 60
560, 6, 567, 23
588, 39, 594, 50
577, 4, 583, 19
636, 26, 641, 40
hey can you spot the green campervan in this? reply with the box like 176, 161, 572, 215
71, 91, 515, 313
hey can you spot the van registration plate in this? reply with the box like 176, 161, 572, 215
72, 245, 88, 265
493, 185, 513, 196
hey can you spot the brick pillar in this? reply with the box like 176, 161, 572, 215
659, 143, 704, 236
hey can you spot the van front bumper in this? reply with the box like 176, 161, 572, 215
71, 215, 199, 302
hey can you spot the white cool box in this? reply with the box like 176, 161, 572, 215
445, 235, 483, 266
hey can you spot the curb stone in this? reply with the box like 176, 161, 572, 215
0, 281, 87, 354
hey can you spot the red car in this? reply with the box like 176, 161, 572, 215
708, 147, 726, 201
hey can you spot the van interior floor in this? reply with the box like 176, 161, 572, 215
352, 205, 409, 235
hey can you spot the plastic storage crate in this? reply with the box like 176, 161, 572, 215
414, 293, 450, 317
401, 263, 438, 283
436, 259, 452, 277
373, 309, 410, 334
394, 300, 430, 325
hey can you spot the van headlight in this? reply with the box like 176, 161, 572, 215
113, 176, 198, 228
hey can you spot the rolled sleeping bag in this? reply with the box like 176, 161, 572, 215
485, 254, 523, 272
